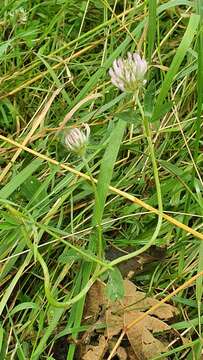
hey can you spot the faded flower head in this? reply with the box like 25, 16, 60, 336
109, 52, 147, 92
9, 7, 28, 24
64, 124, 90, 156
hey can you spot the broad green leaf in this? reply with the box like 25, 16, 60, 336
58, 248, 99, 264
93, 119, 126, 225
106, 267, 124, 301
58, 248, 81, 264
21, 176, 46, 202
159, 160, 185, 176
116, 110, 141, 124
0, 159, 42, 200
10, 302, 38, 316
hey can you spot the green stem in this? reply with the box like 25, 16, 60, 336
6, 153, 105, 310
82, 155, 103, 260
21, 225, 104, 308
110, 95, 163, 265
40, 223, 111, 270
74, 95, 164, 280
6, 101, 163, 310
3, 203, 109, 310
137, 96, 163, 215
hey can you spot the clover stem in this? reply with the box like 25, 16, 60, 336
81, 155, 103, 260
104, 95, 163, 265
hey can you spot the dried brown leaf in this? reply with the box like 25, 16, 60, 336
122, 280, 146, 307
82, 335, 107, 360
84, 281, 106, 321
105, 280, 177, 359
125, 310, 168, 360
84, 279, 178, 360
127, 346, 140, 360
123, 280, 178, 319
144, 297, 178, 319
105, 302, 123, 338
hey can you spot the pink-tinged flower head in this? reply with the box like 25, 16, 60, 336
109, 52, 147, 92
64, 124, 90, 155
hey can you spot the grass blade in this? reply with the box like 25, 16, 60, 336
147, 0, 157, 62
66, 119, 126, 360
152, 14, 199, 122
0, 159, 42, 200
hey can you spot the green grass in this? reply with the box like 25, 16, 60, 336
0, 1, 203, 359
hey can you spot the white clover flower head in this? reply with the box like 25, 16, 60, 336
109, 52, 147, 92
64, 123, 90, 156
